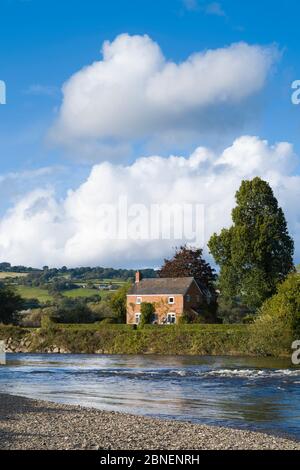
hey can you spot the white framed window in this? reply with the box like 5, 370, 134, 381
167, 313, 176, 324
136, 297, 142, 305
186, 294, 191, 302
135, 313, 141, 324
168, 296, 175, 304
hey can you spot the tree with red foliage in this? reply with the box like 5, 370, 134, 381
158, 245, 216, 292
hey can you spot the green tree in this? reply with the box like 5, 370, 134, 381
0, 283, 24, 324
217, 297, 252, 324
251, 273, 300, 355
140, 302, 155, 327
208, 177, 294, 311
88, 300, 114, 322
109, 283, 130, 323
53, 297, 95, 324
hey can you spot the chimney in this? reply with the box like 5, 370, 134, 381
135, 270, 142, 283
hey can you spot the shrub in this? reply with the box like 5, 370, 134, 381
22, 298, 41, 310
100, 318, 116, 324
20, 308, 43, 327
88, 300, 114, 321
250, 273, 300, 355
216, 296, 253, 324
41, 314, 56, 329
242, 315, 255, 324
109, 283, 130, 323
0, 283, 24, 325
140, 302, 155, 327
177, 314, 190, 325
54, 298, 96, 324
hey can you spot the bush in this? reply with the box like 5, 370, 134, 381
217, 297, 252, 324
177, 314, 190, 325
242, 315, 255, 324
100, 318, 116, 324
47, 298, 96, 324
88, 300, 114, 321
22, 298, 41, 310
250, 273, 300, 355
20, 308, 43, 327
176, 311, 203, 324
0, 283, 24, 324
41, 314, 56, 329
140, 302, 155, 327
109, 283, 130, 323
1, 322, 291, 356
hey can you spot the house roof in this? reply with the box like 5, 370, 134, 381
127, 277, 196, 296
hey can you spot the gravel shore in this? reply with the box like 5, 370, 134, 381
0, 393, 299, 450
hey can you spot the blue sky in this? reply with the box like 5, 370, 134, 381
1, 0, 300, 169
0, 0, 300, 267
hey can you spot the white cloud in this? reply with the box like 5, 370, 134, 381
51, 34, 278, 157
0, 166, 61, 183
0, 166, 65, 214
0, 136, 299, 268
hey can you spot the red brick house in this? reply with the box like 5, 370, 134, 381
126, 271, 212, 325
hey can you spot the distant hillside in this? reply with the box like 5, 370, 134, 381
0, 262, 157, 280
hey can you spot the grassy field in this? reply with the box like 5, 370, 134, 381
0, 272, 28, 279
16, 285, 112, 302
16, 286, 53, 302
102, 279, 128, 285
79, 278, 127, 284
63, 288, 101, 299
72, 279, 127, 290
63, 288, 114, 299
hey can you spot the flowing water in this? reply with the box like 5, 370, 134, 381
0, 353, 300, 439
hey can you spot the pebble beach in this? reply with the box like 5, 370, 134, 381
0, 393, 299, 450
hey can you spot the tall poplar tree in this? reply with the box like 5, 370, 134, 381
208, 177, 294, 310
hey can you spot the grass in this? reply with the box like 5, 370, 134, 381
97, 290, 114, 299
17, 286, 53, 302
77, 278, 127, 284
63, 288, 101, 299
0, 272, 28, 279
72, 278, 127, 286
102, 279, 128, 284
16, 285, 111, 302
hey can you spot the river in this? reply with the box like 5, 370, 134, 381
0, 353, 299, 439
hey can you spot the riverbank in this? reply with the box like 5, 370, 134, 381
0, 323, 292, 357
0, 393, 299, 450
